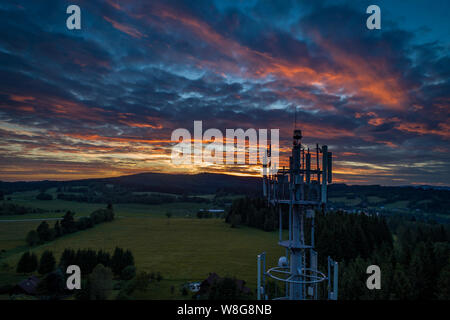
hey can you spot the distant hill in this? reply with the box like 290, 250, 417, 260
94, 172, 261, 195
0, 172, 261, 195
0, 173, 449, 215
328, 184, 450, 216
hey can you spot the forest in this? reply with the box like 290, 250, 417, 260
226, 197, 450, 299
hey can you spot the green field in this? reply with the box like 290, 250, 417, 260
329, 195, 415, 211
385, 200, 409, 209
328, 196, 362, 206
0, 194, 283, 299
0, 220, 44, 251
366, 196, 384, 204
3, 196, 215, 219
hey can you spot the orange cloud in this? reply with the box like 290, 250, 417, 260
58, 132, 170, 146
9, 95, 35, 102
118, 120, 163, 129
104, 16, 143, 39
396, 122, 450, 138
136, 5, 410, 111
106, 0, 122, 11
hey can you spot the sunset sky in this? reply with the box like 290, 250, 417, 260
0, 0, 449, 185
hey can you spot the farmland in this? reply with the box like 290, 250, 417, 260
1, 179, 449, 300
0, 191, 282, 299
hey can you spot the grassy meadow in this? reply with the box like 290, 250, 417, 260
0, 191, 282, 299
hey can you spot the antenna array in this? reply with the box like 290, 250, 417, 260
258, 128, 338, 300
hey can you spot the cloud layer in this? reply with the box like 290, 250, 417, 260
0, 0, 449, 185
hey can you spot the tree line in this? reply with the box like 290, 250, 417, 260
0, 202, 47, 216
16, 247, 134, 278
225, 197, 277, 231
26, 205, 114, 246
12, 247, 136, 300
56, 188, 209, 205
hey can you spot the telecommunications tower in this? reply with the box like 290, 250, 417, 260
257, 128, 339, 300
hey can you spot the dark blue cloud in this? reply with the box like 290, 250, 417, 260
0, 0, 448, 185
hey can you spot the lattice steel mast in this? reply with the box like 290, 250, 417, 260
258, 128, 338, 300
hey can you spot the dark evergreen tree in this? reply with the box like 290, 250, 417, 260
123, 249, 135, 268
339, 257, 367, 300
97, 250, 111, 268
75, 249, 98, 275
111, 247, 125, 275
37, 221, 53, 242
436, 259, 450, 300
59, 248, 76, 269
16, 251, 38, 273
61, 211, 76, 234
390, 264, 413, 300
54, 220, 62, 238
38, 250, 56, 275
17, 252, 31, 274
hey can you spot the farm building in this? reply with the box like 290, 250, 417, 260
13, 276, 41, 295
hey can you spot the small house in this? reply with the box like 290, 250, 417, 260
13, 276, 41, 295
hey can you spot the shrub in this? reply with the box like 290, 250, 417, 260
121, 265, 136, 280
76, 217, 93, 230
133, 272, 151, 291
36, 193, 52, 200
88, 264, 113, 300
